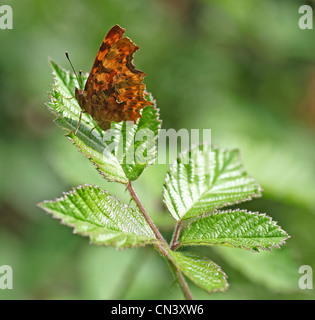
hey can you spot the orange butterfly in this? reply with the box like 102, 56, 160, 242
72, 25, 153, 133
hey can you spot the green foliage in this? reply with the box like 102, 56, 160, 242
38, 185, 158, 248
38, 60, 289, 299
168, 251, 228, 293
163, 145, 262, 220
47, 60, 161, 184
2, 0, 315, 301
180, 209, 288, 251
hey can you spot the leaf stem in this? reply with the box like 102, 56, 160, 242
127, 181, 193, 300
170, 220, 182, 250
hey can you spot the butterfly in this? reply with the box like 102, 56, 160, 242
73, 25, 153, 133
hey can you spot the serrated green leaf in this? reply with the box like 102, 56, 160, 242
180, 209, 289, 251
37, 185, 158, 248
110, 100, 161, 181
67, 134, 128, 184
163, 144, 262, 220
169, 251, 228, 294
47, 60, 161, 184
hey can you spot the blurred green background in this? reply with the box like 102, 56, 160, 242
1, 0, 315, 300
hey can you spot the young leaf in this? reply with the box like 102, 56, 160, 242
109, 100, 161, 181
169, 251, 228, 294
47, 60, 161, 184
37, 185, 158, 248
163, 144, 262, 220
180, 209, 289, 251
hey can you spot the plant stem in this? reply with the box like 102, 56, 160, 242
127, 181, 193, 300
169, 221, 193, 299
170, 220, 182, 250
175, 267, 193, 300
127, 181, 166, 246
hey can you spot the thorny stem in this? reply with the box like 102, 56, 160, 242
127, 181, 193, 300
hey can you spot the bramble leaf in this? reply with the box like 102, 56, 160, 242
37, 185, 158, 248
169, 251, 228, 294
163, 144, 262, 220
47, 60, 161, 184
180, 209, 289, 251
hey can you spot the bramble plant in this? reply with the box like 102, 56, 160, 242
38, 60, 289, 299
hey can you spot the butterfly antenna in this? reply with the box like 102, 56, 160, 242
79, 70, 84, 90
65, 51, 83, 89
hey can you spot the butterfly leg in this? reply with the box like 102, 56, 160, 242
63, 95, 75, 100
89, 126, 97, 138
74, 110, 85, 136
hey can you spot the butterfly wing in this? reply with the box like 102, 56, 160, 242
83, 25, 153, 128
87, 24, 125, 81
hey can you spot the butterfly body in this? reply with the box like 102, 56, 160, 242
75, 25, 153, 131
